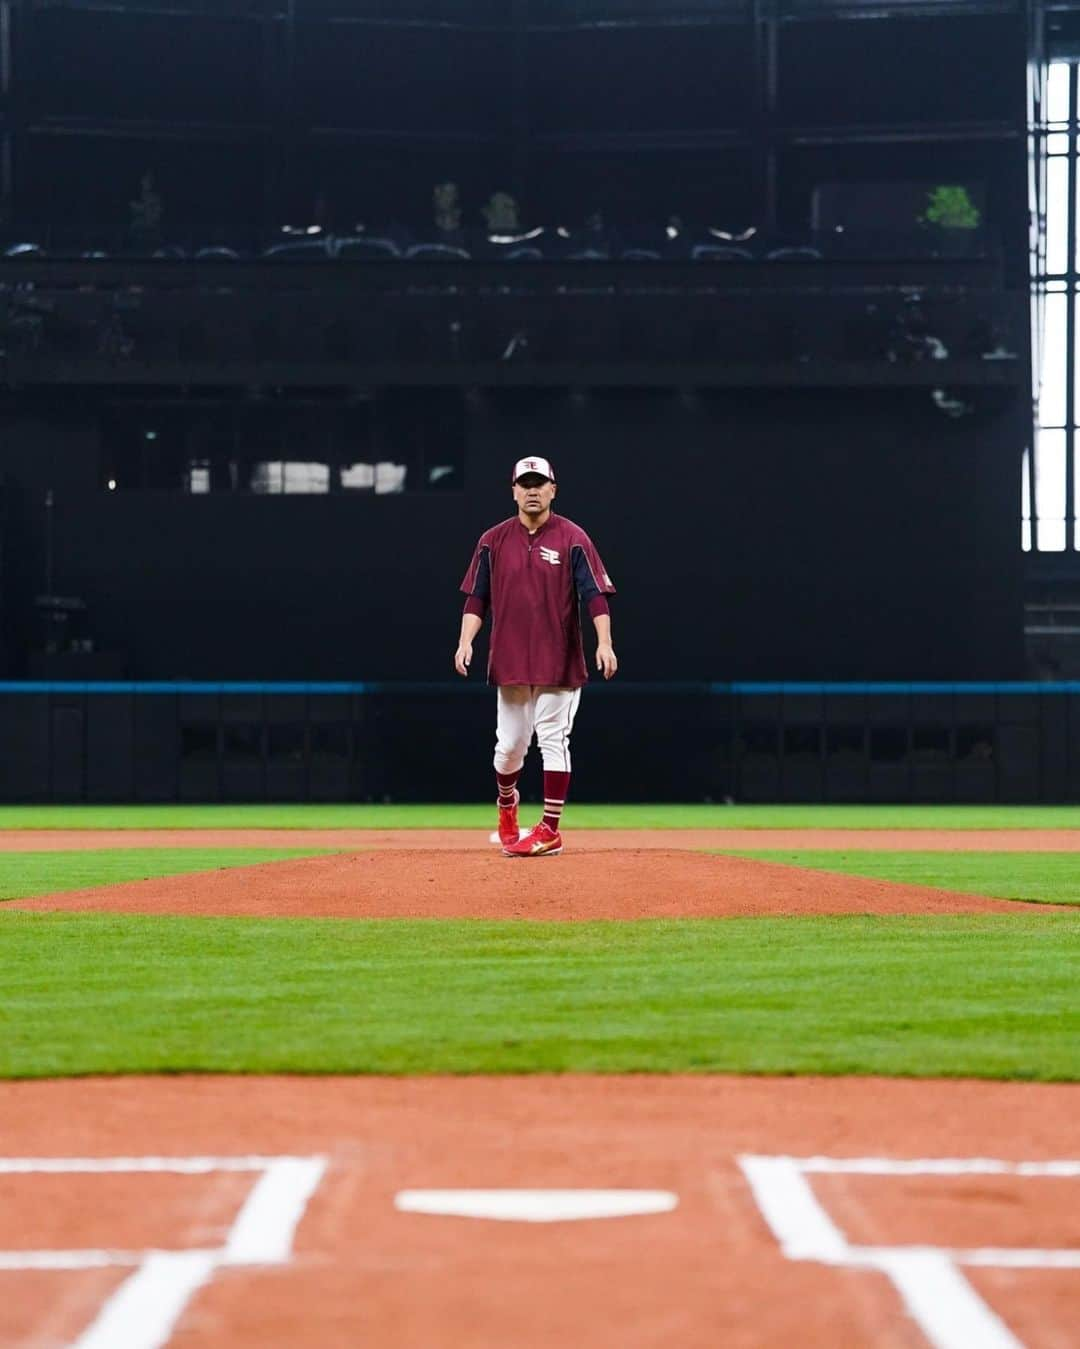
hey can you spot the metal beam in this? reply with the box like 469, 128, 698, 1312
1062, 62, 1067, 547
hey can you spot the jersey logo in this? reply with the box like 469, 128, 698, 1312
539, 546, 561, 566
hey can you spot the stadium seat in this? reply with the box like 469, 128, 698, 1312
263, 237, 334, 260
766, 246, 824, 261
691, 244, 754, 262
483, 234, 547, 261
405, 243, 471, 261
335, 235, 401, 260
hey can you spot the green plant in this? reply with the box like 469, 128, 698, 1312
921, 185, 981, 230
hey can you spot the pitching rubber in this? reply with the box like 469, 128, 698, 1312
489, 829, 521, 845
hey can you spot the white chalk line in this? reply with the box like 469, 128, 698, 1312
224, 1157, 328, 1263
869, 1248, 1025, 1349
952, 1248, 1080, 1269
0, 1248, 213, 1271
0, 1155, 315, 1174
13, 1238, 1070, 1276
796, 1157, 1080, 1178
0, 1155, 327, 1349
71, 1251, 219, 1349
738, 1155, 850, 1262
738, 1154, 1079, 1349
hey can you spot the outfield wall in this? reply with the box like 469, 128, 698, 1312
0, 681, 1072, 804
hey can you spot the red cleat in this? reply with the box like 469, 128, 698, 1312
503, 820, 563, 858
497, 790, 521, 847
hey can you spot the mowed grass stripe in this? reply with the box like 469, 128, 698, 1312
726, 851, 1080, 907
0, 913, 1076, 1080
3, 804, 1080, 830
0, 849, 338, 900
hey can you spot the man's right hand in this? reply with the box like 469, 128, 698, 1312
454, 642, 473, 676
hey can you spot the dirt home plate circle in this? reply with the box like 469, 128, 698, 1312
1, 1075, 1077, 1348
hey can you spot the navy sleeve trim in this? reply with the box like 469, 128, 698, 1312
571, 545, 601, 603
466, 545, 492, 601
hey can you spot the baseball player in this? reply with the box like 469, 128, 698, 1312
454, 456, 617, 857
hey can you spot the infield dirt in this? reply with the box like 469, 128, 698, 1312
1, 1074, 1077, 1348
2, 826, 1080, 851
10, 835, 1067, 918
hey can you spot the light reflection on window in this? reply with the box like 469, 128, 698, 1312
1040, 291, 1067, 426
340, 461, 408, 494
1022, 446, 1032, 552
1047, 62, 1070, 124
187, 461, 211, 494
1045, 156, 1068, 275
103, 394, 464, 498
1035, 428, 1067, 551
250, 461, 331, 494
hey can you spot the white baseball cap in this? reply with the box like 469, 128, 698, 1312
511, 456, 555, 483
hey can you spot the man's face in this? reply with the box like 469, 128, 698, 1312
513, 473, 556, 516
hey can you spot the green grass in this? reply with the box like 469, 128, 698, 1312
0, 849, 336, 901
0, 913, 1076, 1080
728, 851, 1080, 907
2, 804, 1080, 830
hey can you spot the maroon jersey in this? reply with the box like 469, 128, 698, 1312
460, 512, 615, 687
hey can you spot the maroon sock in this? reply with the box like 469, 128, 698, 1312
496, 770, 520, 807
542, 770, 570, 831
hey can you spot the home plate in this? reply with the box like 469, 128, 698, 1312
394, 1189, 678, 1222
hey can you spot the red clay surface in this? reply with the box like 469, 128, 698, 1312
812, 1173, 1080, 1251
10, 846, 1049, 919
1, 1269, 130, 1349
0, 1172, 253, 1252
1, 826, 1079, 851
0, 1075, 1077, 1348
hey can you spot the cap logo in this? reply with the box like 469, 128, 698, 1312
512, 455, 554, 483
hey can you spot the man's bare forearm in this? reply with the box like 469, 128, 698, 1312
454, 611, 484, 676
592, 613, 617, 679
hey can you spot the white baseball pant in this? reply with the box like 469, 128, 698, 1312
493, 685, 582, 775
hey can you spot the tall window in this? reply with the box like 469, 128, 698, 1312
1031, 61, 1075, 551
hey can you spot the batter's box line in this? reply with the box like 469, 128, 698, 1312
738, 1154, 1080, 1349
0, 1154, 328, 1349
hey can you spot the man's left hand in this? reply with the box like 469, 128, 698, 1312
596, 643, 618, 680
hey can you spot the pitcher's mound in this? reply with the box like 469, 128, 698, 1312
13, 845, 1036, 919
